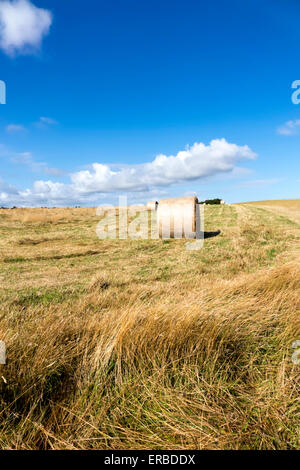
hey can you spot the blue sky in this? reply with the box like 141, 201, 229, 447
0, 0, 299, 207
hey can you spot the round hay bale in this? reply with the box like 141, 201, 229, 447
157, 196, 200, 239
146, 201, 158, 211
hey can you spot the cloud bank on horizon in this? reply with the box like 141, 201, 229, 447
0, 0, 52, 56
0, 138, 257, 207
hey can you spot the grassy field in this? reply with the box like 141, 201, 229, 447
241, 199, 300, 225
0, 200, 299, 449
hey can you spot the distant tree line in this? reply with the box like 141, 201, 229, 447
199, 198, 222, 205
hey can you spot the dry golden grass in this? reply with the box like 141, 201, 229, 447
241, 198, 300, 209
240, 199, 300, 224
0, 202, 299, 449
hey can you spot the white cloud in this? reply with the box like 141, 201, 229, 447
0, 178, 18, 194
6, 117, 58, 133
235, 178, 280, 189
39, 116, 57, 125
11, 151, 64, 177
0, 0, 52, 56
0, 138, 257, 207
6, 123, 26, 133
34, 116, 58, 129
71, 139, 257, 193
6, 123, 25, 133
277, 120, 300, 136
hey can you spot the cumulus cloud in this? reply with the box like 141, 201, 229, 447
0, 138, 257, 207
277, 120, 300, 136
71, 139, 257, 193
0, 179, 108, 207
0, 0, 52, 56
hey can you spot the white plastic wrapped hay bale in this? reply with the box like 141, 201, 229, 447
157, 196, 200, 239
146, 201, 158, 211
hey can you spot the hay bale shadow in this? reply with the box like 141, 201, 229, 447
203, 230, 221, 239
